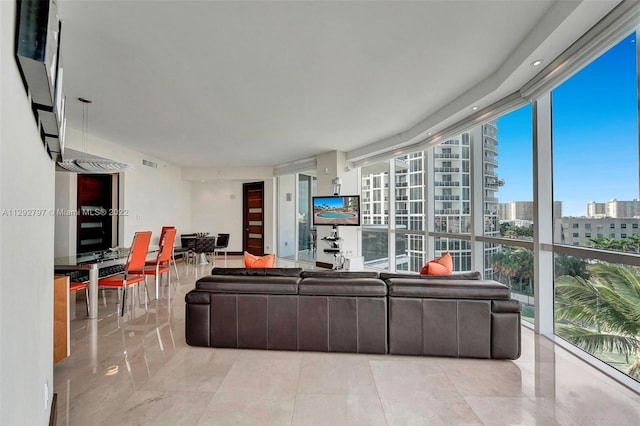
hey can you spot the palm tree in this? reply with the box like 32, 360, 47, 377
490, 247, 533, 293
514, 248, 534, 295
555, 263, 640, 379
622, 234, 640, 253
491, 248, 518, 288
554, 254, 589, 280
589, 237, 624, 251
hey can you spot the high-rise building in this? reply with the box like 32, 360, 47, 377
587, 199, 640, 218
556, 217, 640, 246
499, 200, 563, 222
432, 130, 476, 272
361, 122, 502, 274
395, 152, 425, 272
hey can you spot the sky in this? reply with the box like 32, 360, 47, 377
495, 32, 638, 217
314, 196, 347, 209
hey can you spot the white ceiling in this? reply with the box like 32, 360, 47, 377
57, 0, 620, 169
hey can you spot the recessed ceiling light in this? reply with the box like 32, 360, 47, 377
471, 106, 479, 111
530, 59, 544, 67
201, 180, 205, 183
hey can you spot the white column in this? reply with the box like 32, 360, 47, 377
470, 126, 485, 273
533, 93, 555, 335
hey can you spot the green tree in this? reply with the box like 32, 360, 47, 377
554, 254, 589, 280
499, 223, 534, 239
491, 248, 518, 287
622, 234, 640, 253
555, 263, 640, 379
589, 237, 624, 251
491, 247, 533, 294
514, 248, 534, 294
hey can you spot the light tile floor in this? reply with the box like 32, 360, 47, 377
54, 257, 640, 425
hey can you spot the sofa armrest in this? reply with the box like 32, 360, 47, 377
185, 290, 211, 347
491, 299, 521, 359
492, 299, 521, 313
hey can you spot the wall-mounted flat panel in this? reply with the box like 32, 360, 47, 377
16, 0, 59, 107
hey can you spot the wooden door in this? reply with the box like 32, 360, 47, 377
77, 174, 113, 253
243, 181, 264, 255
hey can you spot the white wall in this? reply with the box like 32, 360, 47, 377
276, 174, 296, 257
263, 178, 275, 254
191, 180, 243, 251
54, 172, 77, 258
61, 128, 192, 246
190, 178, 276, 254
1, 2, 56, 423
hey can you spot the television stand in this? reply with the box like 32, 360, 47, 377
323, 248, 341, 254
321, 226, 344, 269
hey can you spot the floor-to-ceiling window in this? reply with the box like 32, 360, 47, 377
430, 134, 473, 272
361, 162, 390, 269
297, 173, 317, 262
483, 105, 535, 323
352, 8, 640, 389
394, 153, 425, 272
552, 31, 640, 381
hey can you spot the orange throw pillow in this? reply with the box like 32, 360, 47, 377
244, 251, 275, 268
420, 252, 453, 275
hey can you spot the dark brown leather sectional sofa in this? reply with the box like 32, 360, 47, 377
185, 268, 521, 359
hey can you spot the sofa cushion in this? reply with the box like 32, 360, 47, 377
211, 267, 302, 277
244, 252, 275, 268
196, 274, 300, 295
420, 252, 453, 275
387, 278, 510, 299
299, 277, 387, 296
380, 271, 481, 281
300, 271, 379, 279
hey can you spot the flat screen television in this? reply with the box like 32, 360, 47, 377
312, 195, 361, 226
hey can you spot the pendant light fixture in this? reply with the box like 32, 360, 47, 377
58, 97, 133, 173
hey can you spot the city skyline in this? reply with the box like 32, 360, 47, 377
495, 33, 637, 217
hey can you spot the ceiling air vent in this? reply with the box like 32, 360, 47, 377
142, 159, 158, 168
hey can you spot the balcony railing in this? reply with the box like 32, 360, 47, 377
434, 167, 460, 173
434, 153, 460, 159
484, 157, 498, 166
483, 142, 498, 154
434, 195, 460, 200
434, 209, 461, 214
434, 181, 460, 187
485, 196, 499, 202
395, 182, 408, 187
441, 140, 460, 145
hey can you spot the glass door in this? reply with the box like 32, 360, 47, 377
297, 173, 317, 262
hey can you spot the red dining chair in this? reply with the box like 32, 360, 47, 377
147, 226, 181, 280
130, 228, 177, 299
98, 231, 152, 316
69, 281, 89, 316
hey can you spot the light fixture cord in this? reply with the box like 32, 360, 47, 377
82, 100, 89, 161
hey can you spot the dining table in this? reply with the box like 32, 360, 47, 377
54, 246, 157, 319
